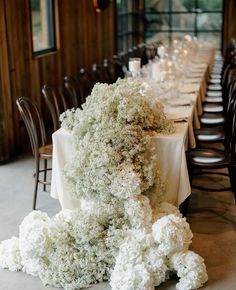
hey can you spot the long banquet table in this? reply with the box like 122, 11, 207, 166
50, 43, 215, 210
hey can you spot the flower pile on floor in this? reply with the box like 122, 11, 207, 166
0, 78, 207, 290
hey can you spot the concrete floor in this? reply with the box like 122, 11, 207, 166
0, 154, 236, 289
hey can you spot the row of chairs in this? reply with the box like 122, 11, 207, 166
43, 41, 163, 130
63, 41, 162, 109
184, 40, 236, 214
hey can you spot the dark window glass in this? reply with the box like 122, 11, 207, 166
196, 13, 222, 31
143, 0, 224, 49
172, 13, 195, 31
31, 0, 56, 55
116, 0, 140, 53
198, 0, 223, 11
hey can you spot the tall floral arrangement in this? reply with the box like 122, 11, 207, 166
0, 78, 207, 290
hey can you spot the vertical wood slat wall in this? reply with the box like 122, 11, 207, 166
0, 0, 116, 162
1, 0, 236, 162
0, 0, 14, 162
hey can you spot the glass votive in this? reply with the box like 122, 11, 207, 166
157, 45, 165, 58
167, 60, 173, 68
183, 34, 192, 43
173, 48, 179, 55
172, 39, 179, 48
151, 61, 162, 82
128, 57, 141, 77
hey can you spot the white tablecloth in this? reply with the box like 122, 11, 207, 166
51, 122, 190, 209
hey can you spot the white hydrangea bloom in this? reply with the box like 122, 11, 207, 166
152, 214, 193, 256
19, 211, 51, 276
110, 229, 166, 290
110, 230, 153, 290
110, 262, 154, 290
0, 237, 22, 271
144, 247, 167, 286
170, 251, 208, 290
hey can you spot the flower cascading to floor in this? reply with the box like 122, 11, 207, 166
0, 78, 208, 290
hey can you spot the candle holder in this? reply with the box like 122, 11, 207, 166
157, 45, 166, 59
128, 57, 141, 78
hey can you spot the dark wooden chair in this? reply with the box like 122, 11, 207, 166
200, 66, 236, 128
137, 43, 149, 66
16, 97, 52, 210
184, 97, 236, 215
131, 46, 139, 57
195, 77, 236, 150
42, 84, 67, 131
92, 63, 103, 83
112, 55, 125, 79
194, 80, 236, 151
146, 43, 156, 60
103, 59, 116, 84
205, 54, 236, 106
64, 75, 82, 108
119, 51, 129, 69
78, 68, 94, 100
118, 52, 129, 76
127, 47, 135, 59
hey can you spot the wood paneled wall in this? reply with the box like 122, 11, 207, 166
1, 0, 236, 162
0, 0, 116, 161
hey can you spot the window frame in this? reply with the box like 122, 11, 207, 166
116, 0, 142, 53
30, 0, 58, 58
143, 0, 224, 49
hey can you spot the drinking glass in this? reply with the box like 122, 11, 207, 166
128, 57, 141, 78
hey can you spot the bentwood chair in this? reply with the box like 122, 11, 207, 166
184, 97, 236, 215
103, 58, 117, 84
16, 97, 52, 210
42, 84, 68, 131
203, 55, 236, 113
194, 77, 236, 150
112, 55, 125, 80
137, 43, 149, 66
200, 65, 236, 128
78, 68, 94, 100
64, 75, 82, 108
92, 63, 103, 83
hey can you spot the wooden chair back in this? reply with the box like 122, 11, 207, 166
16, 97, 52, 210
78, 68, 94, 101
64, 75, 81, 108
16, 97, 46, 157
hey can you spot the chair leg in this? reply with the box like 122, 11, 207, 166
33, 159, 40, 210
228, 166, 236, 203
43, 159, 47, 191
180, 196, 190, 217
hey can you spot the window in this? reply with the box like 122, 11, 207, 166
143, 0, 224, 49
116, 0, 141, 53
30, 0, 56, 55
